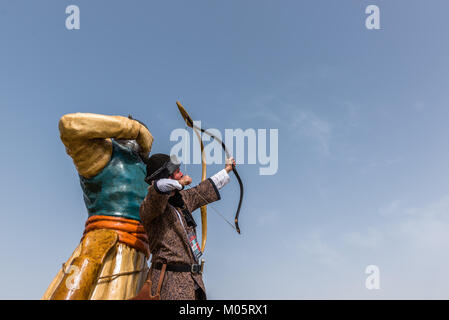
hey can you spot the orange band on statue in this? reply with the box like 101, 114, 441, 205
82, 215, 150, 257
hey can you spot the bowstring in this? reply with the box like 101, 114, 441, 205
191, 185, 237, 231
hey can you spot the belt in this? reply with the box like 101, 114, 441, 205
83, 215, 150, 257
152, 262, 203, 274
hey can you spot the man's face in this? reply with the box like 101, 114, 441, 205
170, 168, 183, 180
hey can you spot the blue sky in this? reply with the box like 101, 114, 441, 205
1, 0, 449, 299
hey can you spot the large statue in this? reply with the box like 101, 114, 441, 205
42, 113, 153, 300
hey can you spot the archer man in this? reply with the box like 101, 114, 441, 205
132, 153, 235, 300
42, 113, 153, 300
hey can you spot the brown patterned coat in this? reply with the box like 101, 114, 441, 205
139, 178, 220, 300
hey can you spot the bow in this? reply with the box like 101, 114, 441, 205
176, 101, 244, 252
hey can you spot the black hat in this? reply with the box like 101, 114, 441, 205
145, 153, 180, 184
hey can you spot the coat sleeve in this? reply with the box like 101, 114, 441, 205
58, 112, 153, 178
140, 185, 171, 226
181, 179, 221, 213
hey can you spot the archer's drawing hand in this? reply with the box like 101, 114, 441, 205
178, 174, 192, 187
225, 157, 236, 173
